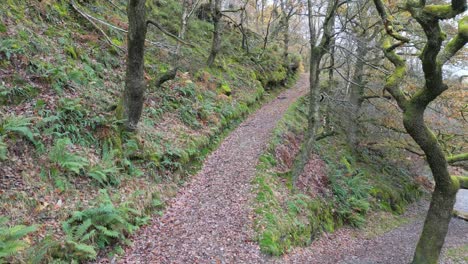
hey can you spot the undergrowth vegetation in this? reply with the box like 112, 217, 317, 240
253, 97, 423, 256
0, 0, 301, 262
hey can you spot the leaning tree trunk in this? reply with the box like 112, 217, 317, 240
123, 0, 147, 131
405, 105, 458, 264
207, 0, 222, 67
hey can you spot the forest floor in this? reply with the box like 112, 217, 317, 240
112, 75, 468, 264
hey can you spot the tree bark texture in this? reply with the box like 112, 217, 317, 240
347, 42, 367, 153
207, 0, 222, 67
123, 0, 147, 131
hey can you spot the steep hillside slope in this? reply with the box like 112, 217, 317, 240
0, 0, 300, 262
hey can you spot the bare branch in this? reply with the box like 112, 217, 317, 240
147, 20, 195, 47
71, 0, 124, 52
362, 95, 392, 100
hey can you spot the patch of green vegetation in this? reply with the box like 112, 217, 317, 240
0, 114, 39, 147
31, 190, 149, 263
253, 96, 422, 256
0, 218, 36, 262
0, 83, 40, 105
445, 244, 468, 263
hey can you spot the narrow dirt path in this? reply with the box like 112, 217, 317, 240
119, 75, 309, 263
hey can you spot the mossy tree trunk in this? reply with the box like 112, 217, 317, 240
373, 0, 467, 262
123, 0, 148, 131
207, 0, 222, 67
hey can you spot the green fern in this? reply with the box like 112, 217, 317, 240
62, 189, 148, 256
49, 138, 89, 174
0, 114, 38, 144
0, 217, 36, 262
29, 234, 97, 263
87, 147, 120, 186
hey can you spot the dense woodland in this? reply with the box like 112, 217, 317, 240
0, 0, 467, 263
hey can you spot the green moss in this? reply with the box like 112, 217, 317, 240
459, 16, 468, 38
446, 244, 468, 263
423, 5, 454, 18
64, 45, 78, 60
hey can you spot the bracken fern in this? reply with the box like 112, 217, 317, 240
0, 217, 36, 262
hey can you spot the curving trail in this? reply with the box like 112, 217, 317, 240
118, 74, 468, 264
119, 75, 309, 263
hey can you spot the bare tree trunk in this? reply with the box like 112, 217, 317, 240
177, 0, 200, 60
283, 16, 289, 61
308, 47, 322, 139
347, 42, 367, 153
262, 9, 274, 51
207, 0, 222, 67
328, 14, 335, 84
240, 1, 249, 52
307, 0, 337, 138
176, 0, 189, 58
123, 0, 147, 131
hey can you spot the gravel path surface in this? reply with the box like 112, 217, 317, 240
119, 76, 309, 263
455, 190, 468, 213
